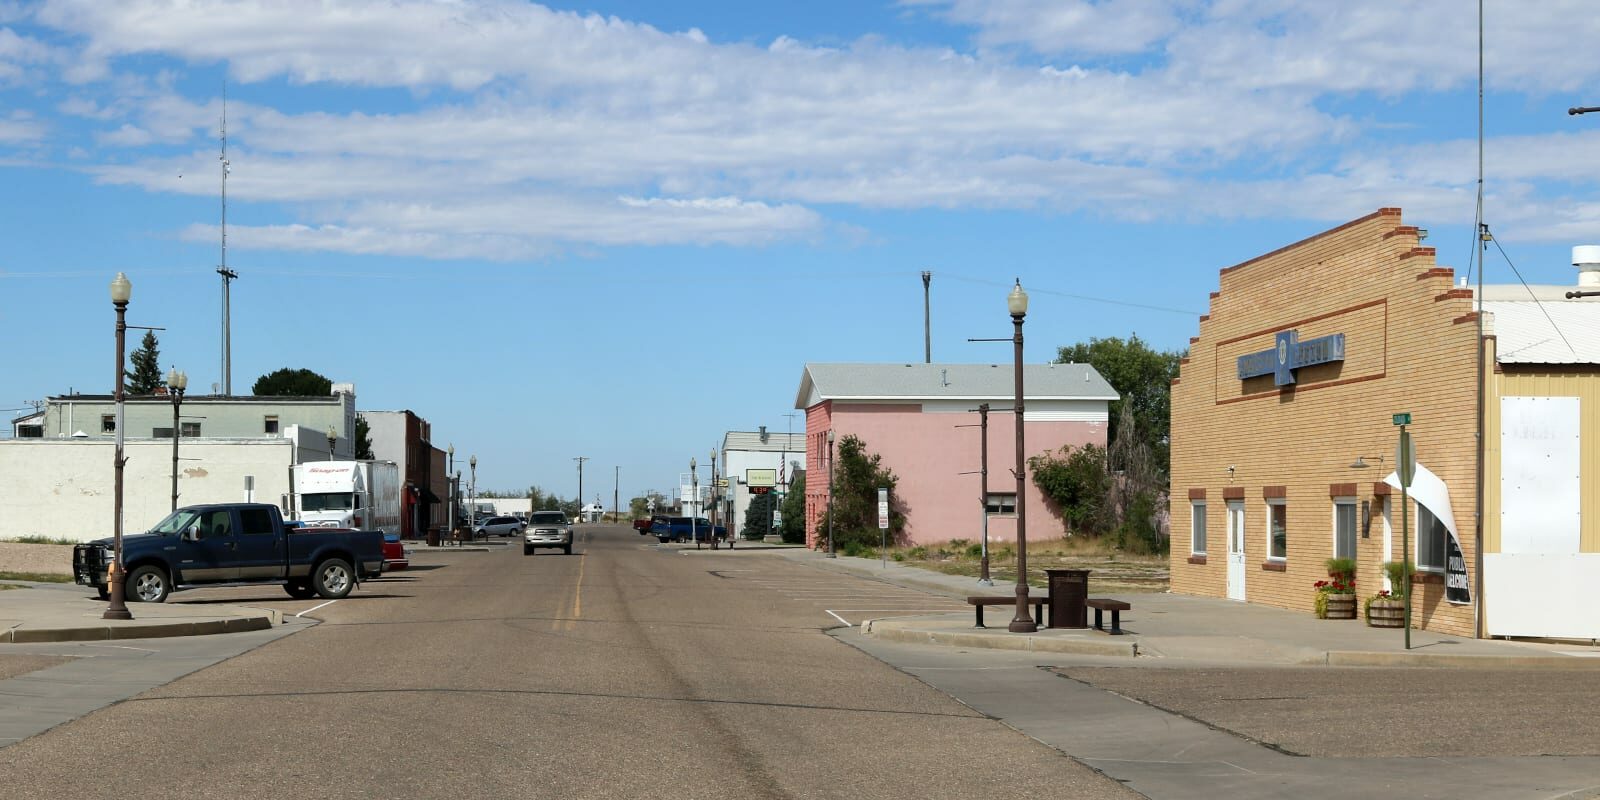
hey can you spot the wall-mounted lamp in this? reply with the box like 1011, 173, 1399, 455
1416, 228, 1429, 242
1349, 455, 1385, 470
1226, 465, 1235, 483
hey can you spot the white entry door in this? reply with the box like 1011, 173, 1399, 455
1226, 501, 1246, 601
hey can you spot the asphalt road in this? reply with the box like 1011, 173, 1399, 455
0, 525, 1135, 800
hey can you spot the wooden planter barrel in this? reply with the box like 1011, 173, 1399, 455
1368, 600, 1405, 627
1323, 593, 1357, 619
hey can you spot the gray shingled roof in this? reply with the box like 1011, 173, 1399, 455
795, 363, 1118, 408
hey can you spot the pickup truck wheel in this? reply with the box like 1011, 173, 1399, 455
125, 565, 170, 603
311, 558, 355, 599
523, 545, 534, 556
284, 581, 316, 599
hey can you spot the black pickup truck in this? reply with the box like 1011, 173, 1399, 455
73, 503, 385, 603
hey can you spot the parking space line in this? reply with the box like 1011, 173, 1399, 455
825, 610, 852, 626
297, 599, 338, 618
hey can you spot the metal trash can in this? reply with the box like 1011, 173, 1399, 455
1045, 568, 1090, 629
425, 527, 440, 548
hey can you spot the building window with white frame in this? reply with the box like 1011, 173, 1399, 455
1267, 499, 1287, 561
264, 416, 279, 434
1191, 502, 1206, 555
1416, 505, 1447, 571
985, 493, 1016, 514
1333, 498, 1357, 560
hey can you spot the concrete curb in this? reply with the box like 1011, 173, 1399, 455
1, 614, 274, 644
862, 618, 1139, 658
1325, 649, 1600, 670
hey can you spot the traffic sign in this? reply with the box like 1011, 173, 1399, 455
1396, 430, 1416, 488
1392, 412, 1411, 426
877, 488, 889, 530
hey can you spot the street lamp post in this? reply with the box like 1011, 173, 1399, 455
446, 444, 455, 542
469, 455, 478, 534
825, 430, 836, 558
167, 367, 188, 511
709, 449, 719, 549
1007, 279, 1037, 634
104, 272, 134, 620
326, 425, 337, 461
690, 457, 699, 550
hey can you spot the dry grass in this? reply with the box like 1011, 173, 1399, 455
886, 536, 1169, 593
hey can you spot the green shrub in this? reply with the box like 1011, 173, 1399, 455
965, 542, 983, 559
906, 545, 928, 560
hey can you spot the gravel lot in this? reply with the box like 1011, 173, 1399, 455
0, 655, 73, 681
0, 543, 74, 576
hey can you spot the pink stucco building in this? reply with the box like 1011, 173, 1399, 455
795, 363, 1117, 547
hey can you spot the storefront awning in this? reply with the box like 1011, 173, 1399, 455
1384, 461, 1471, 604
1382, 461, 1457, 540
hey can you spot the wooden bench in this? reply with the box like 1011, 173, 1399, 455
1086, 598, 1131, 635
966, 595, 1048, 629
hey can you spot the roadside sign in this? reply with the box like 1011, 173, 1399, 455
877, 488, 889, 530
1392, 412, 1411, 426
772, 509, 782, 527
1396, 430, 1416, 488
747, 468, 776, 488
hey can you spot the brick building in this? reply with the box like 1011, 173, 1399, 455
1171, 208, 1600, 640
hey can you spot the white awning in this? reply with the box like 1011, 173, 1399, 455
1383, 462, 1458, 540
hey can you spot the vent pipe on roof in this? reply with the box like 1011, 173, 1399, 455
759, 425, 768, 442
1574, 246, 1600, 288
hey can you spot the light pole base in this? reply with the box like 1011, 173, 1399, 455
976, 578, 993, 587
102, 573, 133, 620
1008, 618, 1037, 633
825, 552, 837, 558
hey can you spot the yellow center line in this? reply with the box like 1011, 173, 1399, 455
566, 534, 588, 630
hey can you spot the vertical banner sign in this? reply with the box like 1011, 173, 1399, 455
877, 489, 889, 530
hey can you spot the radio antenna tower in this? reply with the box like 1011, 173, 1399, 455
217, 79, 237, 395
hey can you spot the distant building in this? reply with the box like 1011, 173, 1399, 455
795, 363, 1118, 547
719, 428, 805, 538
28, 387, 356, 456
364, 410, 444, 538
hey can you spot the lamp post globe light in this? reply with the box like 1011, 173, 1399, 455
710, 448, 719, 549
1007, 279, 1037, 633
104, 272, 134, 620
326, 425, 337, 461
167, 367, 188, 512
469, 455, 478, 532
690, 457, 699, 550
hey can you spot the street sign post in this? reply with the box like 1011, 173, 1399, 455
1394, 413, 1414, 650
878, 488, 889, 568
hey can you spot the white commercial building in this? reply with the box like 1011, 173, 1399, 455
720, 429, 805, 539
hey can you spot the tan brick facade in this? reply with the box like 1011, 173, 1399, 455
1170, 209, 1480, 637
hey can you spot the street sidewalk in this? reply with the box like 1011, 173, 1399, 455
0, 581, 277, 643
0, 539, 506, 643
769, 549, 1600, 669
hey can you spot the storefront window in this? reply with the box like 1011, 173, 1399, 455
1333, 499, 1357, 560
1191, 502, 1206, 555
1267, 500, 1287, 560
1416, 505, 1447, 571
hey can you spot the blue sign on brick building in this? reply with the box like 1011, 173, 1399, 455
1236, 330, 1345, 386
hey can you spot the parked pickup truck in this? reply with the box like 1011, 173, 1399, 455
73, 503, 385, 603
650, 516, 727, 544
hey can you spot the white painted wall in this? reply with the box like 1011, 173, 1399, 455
0, 438, 306, 541
724, 448, 804, 535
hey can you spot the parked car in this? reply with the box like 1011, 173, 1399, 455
634, 515, 667, 535
651, 516, 726, 544
72, 503, 384, 603
524, 511, 573, 555
382, 533, 408, 571
473, 515, 524, 538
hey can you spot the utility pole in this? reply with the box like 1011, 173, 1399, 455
573, 456, 588, 519
922, 271, 932, 363
613, 465, 619, 523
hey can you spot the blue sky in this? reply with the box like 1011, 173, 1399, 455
4, 0, 1599, 501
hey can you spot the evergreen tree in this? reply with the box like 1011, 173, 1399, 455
778, 472, 806, 543
127, 331, 163, 395
252, 367, 333, 396
355, 414, 374, 459
817, 434, 905, 549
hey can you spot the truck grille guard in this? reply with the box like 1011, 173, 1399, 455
72, 543, 109, 584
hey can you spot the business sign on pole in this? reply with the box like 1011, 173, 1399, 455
877, 488, 889, 530
747, 468, 776, 488
772, 509, 782, 527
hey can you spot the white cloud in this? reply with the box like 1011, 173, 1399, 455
20, 0, 1600, 258
904, 0, 1188, 56
0, 109, 45, 143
